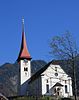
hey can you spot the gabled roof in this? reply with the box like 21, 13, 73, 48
29, 60, 59, 83
17, 19, 31, 61
53, 82, 63, 87
29, 60, 70, 83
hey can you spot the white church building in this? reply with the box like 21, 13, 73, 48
17, 19, 73, 97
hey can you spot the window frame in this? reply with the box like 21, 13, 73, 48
65, 85, 68, 93
46, 84, 49, 93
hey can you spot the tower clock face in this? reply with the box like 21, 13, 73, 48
24, 59, 28, 63
23, 59, 28, 66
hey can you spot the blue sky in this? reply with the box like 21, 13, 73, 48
0, 0, 79, 65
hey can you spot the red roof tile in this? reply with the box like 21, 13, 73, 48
17, 20, 31, 61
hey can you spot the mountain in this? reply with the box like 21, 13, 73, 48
31, 60, 47, 74
0, 60, 47, 97
0, 62, 19, 97
0, 59, 79, 97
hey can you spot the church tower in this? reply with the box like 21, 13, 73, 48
17, 19, 31, 95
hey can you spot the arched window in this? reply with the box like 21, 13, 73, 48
46, 79, 48, 83
65, 85, 68, 93
46, 84, 49, 93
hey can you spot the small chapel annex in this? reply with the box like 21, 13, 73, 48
17, 19, 73, 98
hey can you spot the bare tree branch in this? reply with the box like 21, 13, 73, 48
49, 31, 79, 100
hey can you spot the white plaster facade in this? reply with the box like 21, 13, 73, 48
20, 60, 31, 85
20, 59, 31, 95
41, 63, 73, 97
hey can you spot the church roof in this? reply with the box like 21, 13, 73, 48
17, 19, 31, 61
29, 60, 54, 83
53, 82, 63, 87
29, 60, 70, 83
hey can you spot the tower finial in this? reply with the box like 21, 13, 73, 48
22, 18, 24, 25
22, 17, 24, 32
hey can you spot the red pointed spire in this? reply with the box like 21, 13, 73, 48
17, 19, 31, 61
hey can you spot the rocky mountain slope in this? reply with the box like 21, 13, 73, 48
0, 60, 47, 97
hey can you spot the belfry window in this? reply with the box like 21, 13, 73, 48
24, 67, 28, 71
